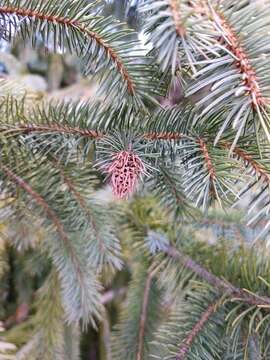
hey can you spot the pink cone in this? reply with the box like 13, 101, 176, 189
107, 150, 146, 199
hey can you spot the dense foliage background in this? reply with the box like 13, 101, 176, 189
0, 1, 270, 359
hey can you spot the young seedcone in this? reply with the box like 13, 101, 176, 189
107, 149, 146, 199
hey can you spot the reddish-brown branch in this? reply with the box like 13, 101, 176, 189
197, 138, 216, 180
219, 141, 270, 183
165, 245, 270, 309
3, 124, 270, 185
232, 147, 270, 183
212, 9, 265, 108
3, 124, 270, 188
137, 269, 155, 360
0, 6, 135, 94
1, 124, 188, 141
176, 301, 219, 360
188, 2, 265, 107
1, 124, 103, 138
169, 0, 186, 37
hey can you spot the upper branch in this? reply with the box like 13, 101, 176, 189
211, 8, 265, 108
0, 5, 135, 93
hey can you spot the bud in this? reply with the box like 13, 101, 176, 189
107, 150, 146, 199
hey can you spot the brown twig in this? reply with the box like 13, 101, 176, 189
176, 301, 219, 360
2, 125, 270, 198
5, 124, 270, 187
165, 245, 270, 308
137, 268, 156, 360
2, 124, 270, 193
197, 137, 217, 199
197, 138, 216, 180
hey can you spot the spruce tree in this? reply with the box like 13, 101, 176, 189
0, 0, 270, 359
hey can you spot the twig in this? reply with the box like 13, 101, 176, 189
176, 301, 219, 360
165, 245, 270, 309
137, 267, 157, 360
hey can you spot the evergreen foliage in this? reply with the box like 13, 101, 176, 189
0, 0, 270, 359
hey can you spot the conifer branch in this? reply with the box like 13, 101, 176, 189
165, 245, 270, 309
1, 123, 189, 141
139, 0, 191, 73
6, 120, 269, 175
176, 300, 220, 360
211, 7, 265, 108
191, 2, 265, 108
51, 159, 122, 271
197, 138, 216, 180
169, 0, 186, 37
230, 146, 270, 183
0, 5, 135, 94
158, 168, 187, 207
1, 162, 84, 282
2, 1, 270, 357
185, 2, 270, 144
111, 262, 161, 360
0, 124, 103, 138
0, 163, 103, 325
